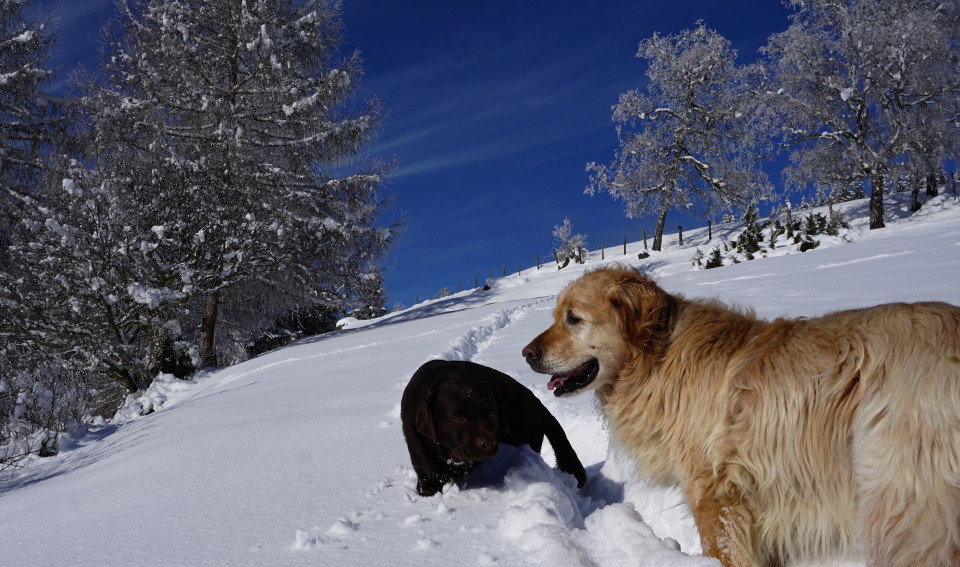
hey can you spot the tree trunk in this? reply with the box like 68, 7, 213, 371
652, 196, 669, 251
199, 290, 220, 368
910, 185, 922, 212
868, 173, 886, 229
926, 172, 938, 198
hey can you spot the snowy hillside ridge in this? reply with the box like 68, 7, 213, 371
107, 192, 959, 427
1, 192, 957, 567
378, 191, 955, 319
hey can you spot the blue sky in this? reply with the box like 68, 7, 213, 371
32, 0, 792, 307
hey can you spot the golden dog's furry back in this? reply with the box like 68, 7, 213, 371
523, 265, 960, 566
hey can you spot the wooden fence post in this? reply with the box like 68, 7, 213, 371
678, 225, 683, 247
503, 264, 507, 277
708, 220, 712, 240
643, 229, 648, 250
601, 241, 605, 260
536, 253, 540, 269
623, 236, 627, 255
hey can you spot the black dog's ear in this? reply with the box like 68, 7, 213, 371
497, 407, 510, 434
491, 388, 510, 434
415, 389, 438, 442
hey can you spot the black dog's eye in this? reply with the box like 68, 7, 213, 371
452, 415, 467, 423
566, 311, 582, 325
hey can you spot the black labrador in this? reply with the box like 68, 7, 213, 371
401, 359, 586, 496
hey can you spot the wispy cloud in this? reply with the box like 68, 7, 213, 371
358, 24, 629, 180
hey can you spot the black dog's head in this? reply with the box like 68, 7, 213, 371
415, 376, 507, 463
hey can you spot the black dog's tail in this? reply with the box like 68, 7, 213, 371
544, 412, 586, 487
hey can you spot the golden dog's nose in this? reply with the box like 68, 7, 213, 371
522, 343, 541, 361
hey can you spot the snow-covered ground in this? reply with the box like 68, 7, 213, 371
3, 194, 960, 567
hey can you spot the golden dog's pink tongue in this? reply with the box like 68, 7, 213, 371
547, 376, 569, 390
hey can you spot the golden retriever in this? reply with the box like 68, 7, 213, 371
522, 265, 960, 567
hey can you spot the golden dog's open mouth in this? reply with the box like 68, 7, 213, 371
547, 358, 599, 396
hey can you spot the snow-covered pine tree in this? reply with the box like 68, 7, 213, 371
704, 246, 723, 269
759, 0, 960, 229
71, 0, 396, 370
0, 0, 57, 248
586, 22, 772, 251
0, 0, 57, 358
0, 2, 105, 461
734, 202, 764, 259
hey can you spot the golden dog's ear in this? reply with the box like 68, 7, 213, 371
607, 271, 675, 357
415, 390, 438, 442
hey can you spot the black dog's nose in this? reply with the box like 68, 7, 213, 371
476, 437, 496, 452
522, 344, 541, 360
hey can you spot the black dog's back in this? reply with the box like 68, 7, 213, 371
401, 360, 586, 496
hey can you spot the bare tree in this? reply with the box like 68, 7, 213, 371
587, 22, 771, 251
759, 0, 960, 229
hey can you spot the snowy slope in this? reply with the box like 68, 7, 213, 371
2, 194, 960, 567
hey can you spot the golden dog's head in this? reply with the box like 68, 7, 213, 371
522, 265, 674, 396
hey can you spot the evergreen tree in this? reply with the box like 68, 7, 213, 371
3, 0, 397, 397
734, 203, 764, 259
587, 22, 771, 251
0, 1, 117, 461
3, 165, 171, 392
704, 246, 723, 269
70, 0, 396, 371
0, 0, 57, 249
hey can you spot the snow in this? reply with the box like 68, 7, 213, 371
2, 194, 959, 567
128, 283, 177, 308
62, 177, 82, 197
12, 30, 35, 43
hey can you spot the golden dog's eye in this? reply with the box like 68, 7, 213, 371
566, 311, 582, 325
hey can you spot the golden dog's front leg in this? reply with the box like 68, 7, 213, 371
690, 491, 773, 567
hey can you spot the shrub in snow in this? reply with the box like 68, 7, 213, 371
798, 234, 820, 252
704, 246, 724, 269
692, 201, 851, 269
552, 218, 588, 268
0, 353, 122, 469
691, 248, 704, 268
